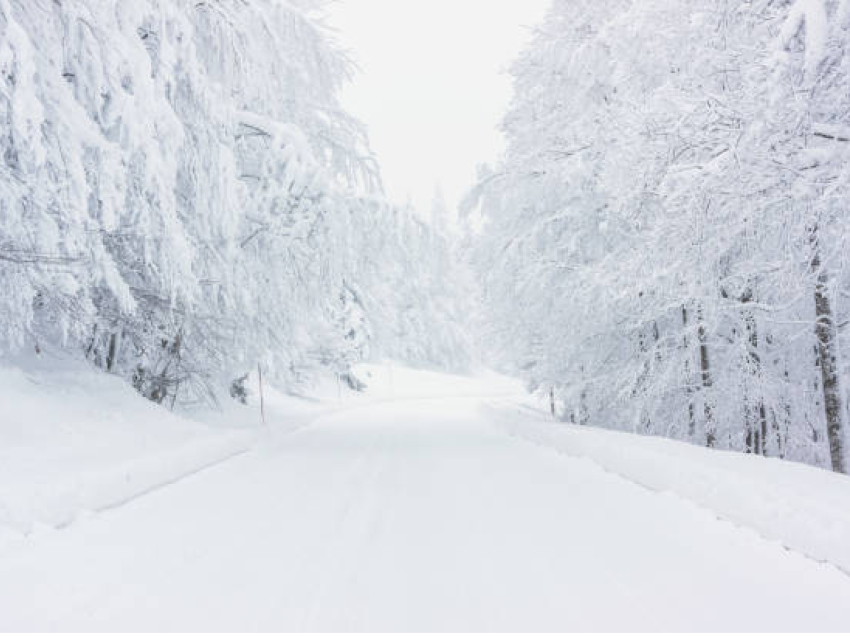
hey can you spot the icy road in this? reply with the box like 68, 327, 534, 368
2, 377, 850, 630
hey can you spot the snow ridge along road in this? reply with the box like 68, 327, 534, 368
486, 401, 850, 577
1, 367, 850, 631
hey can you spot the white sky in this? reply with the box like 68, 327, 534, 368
326, 0, 549, 216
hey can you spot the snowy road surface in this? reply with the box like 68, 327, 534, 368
2, 393, 850, 630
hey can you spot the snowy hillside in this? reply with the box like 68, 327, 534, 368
1, 353, 282, 544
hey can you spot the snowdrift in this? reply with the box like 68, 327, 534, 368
485, 402, 850, 575
0, 355, 260, 542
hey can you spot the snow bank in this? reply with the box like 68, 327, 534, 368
0, 353, 512, 548
0, 355, 256, 541
485, 402, 850, 575
0, 356, 487, 546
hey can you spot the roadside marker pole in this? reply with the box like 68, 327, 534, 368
258, 362, 266, 425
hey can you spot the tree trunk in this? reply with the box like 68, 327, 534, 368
811, 231, 847, 473
579, 366, 589, 425
697, 306, 715, 447
549, 387, 556, 418
682, 306, 697, 438
106, 332, 118, 372
743, 299, 769, 456
635, 327, 652, 432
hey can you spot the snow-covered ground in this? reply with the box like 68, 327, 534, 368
488, 400, 850, 577
0, 355, 514, 547
1, 358, 850, 630
0, 353, 332, 545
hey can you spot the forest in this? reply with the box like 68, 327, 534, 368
467, 0, 850, 474
2, 0, 849, 476
0, 0, 471, 407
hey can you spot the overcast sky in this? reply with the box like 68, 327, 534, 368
326, 0, 549, 216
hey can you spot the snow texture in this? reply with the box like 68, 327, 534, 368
0, 364, 849, 631
488, 401, 850, 576
0, 354, 330, 544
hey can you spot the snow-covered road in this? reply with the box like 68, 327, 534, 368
2, 394, 850, 631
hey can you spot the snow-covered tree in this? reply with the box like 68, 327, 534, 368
0, 0, 471, 406
469, 0, 850, 473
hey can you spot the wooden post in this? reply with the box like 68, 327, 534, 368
550, 387, 556, 418
258, 363, 266, 425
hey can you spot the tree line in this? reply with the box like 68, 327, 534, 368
467, 0, 850, 473
0, 0, 470, 406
